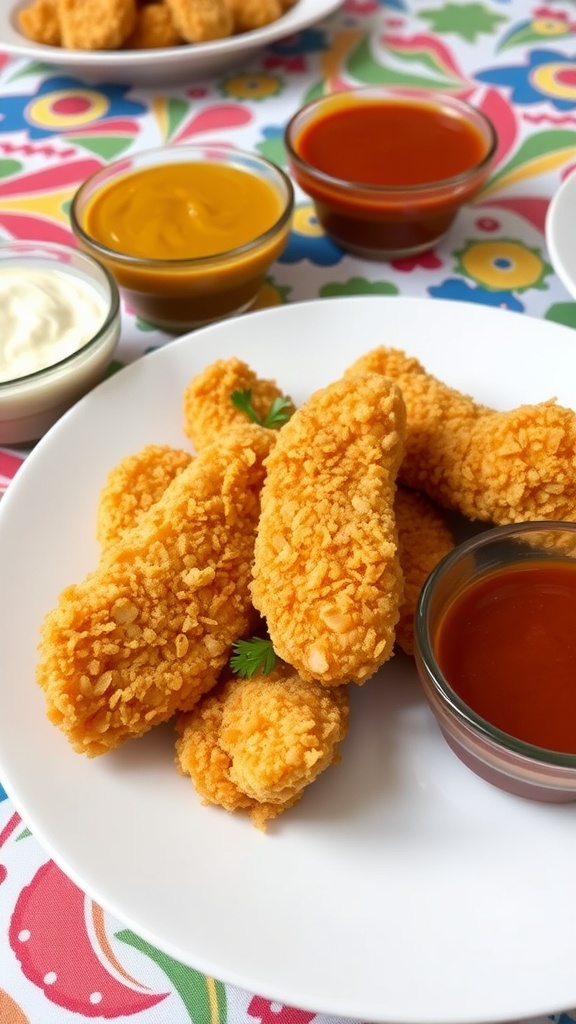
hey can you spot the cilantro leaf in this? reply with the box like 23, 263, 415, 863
229, 637, 278, 678
230, 389, 293, 430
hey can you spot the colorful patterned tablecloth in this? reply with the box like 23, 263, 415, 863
2, 0, 576, 1021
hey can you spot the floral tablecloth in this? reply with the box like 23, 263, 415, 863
2, 0, 576, 1021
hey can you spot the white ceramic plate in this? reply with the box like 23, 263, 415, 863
2, 0, 341, 85
546, 171, 576, 301
1, 297, 576, 1024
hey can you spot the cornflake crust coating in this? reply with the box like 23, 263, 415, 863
183, 356, 295, 450
163, 0, 233, 42
58, 0, 137, 49
394, 487, 454, 656
346, 346, 576, 526
96, 444, 193, 548
36, 427, 273, 757
175, 664, 349, 830
251, 372, 406, 686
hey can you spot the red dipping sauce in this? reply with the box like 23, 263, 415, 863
285, 88, 497, 259
434, 560, 576, 754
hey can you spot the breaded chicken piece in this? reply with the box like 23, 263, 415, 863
251, 373, 406, 686
58, 0, 137, 49
183, 356, 295, 450
37, 427, 273, 757
96, 444, 192, 548
346, 347, 576, 526
175, 664, 349, 829
163, 0, 233, 41
126, 1, 183, 46
394, 487, 454, 656
18, 0, 61, 45
225, 0, 282, 33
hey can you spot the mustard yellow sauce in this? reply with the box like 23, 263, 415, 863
85, 162, 284, 261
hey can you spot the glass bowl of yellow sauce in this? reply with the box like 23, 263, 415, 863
0, 240, 121, 445
70, 144, 295, 333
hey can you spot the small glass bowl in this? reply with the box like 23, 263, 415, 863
415, 522, 576, 803
70, 144, 294, 333
0, 240, 120, 445
284, 87, 497, 260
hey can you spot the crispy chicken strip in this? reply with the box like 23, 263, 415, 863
58, 0, 137, 49
175, 664, 349, 829
183, 356, 295, 450
163, 0, 233, 41
225, 0, 282, 32
18, 0, 61, 45
37, 427, 273, 756
126, 1, 183, 46
96, 444, 192, 548
346, 346, 576, 525
251, 373, 406, 685
394, 487, 454, 656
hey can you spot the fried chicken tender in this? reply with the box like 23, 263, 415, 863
18, 0, 61, 45
225, 0, 282, 32
37, 427, 273, 757
251, 373, 406, 686
58, 0, 137, 49
96, 444, 192, 548
183, 357, 295, 450
163, 0, 233, 41
126, 1, 183, 46
346, 347, 576, 526
175, 664, 349, 829
394, 487, 454, 655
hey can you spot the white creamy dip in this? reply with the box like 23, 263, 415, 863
0, 266, 107, 383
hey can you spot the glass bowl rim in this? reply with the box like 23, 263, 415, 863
284, 86, 498, 197
70, 143, 295, 271
415, 519, 576, 770
0, 239, 120, 393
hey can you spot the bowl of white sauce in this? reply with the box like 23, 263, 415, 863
0, 240, 121, 444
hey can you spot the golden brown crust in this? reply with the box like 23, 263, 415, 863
18, 0, 61, 45
225, 0, 282, 33
346, 346, 576, 526
163, 0, 233, 42
96, 444, 192, 548
58, 0, 137, 49
394, 487, 454, 655
37, 428, 273, 756
251, 372, 406, 685
125, 1, 183, 46
183, 356, 294, 450
175, 664, 348, 829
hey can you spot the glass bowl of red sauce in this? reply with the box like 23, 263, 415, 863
284, 87, 497, 260
415, 521, 576, 802
70, 144, 294, 333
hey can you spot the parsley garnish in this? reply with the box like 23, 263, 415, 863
230, 389, 292, 429
229, 637, 278, 678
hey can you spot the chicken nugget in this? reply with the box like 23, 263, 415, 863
251, 373, 406, 686
125, 1, 183, 45
346, 346, 576, 525
96, 444, 192, 548
394, 487, 454, 656
225, 0, 282, 33
183, 356, 295, 449
18, 0, 61, 46
175, 664, 348, 829
37, 427, 273, 756
58, 0, 137, 49
163, 0, 233, 42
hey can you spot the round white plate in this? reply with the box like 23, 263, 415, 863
546, 170, 576, 301
1, 297, 576, 1024
2, 0, 341, 85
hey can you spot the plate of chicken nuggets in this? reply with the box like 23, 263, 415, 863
1, 295, 576, 1024
3, 0, 341, 84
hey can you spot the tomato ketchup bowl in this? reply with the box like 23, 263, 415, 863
70, 144, 294, 333
414, 522, 576, 803
284, 87, 497, 260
